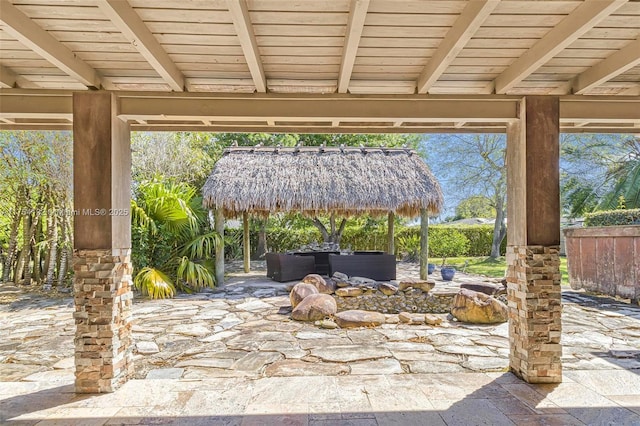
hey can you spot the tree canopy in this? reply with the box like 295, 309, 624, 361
454, 196, 496, 220
422, 134, 506, 258
560, 133, 640, 216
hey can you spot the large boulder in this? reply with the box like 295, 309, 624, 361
334, 310, 385, 328
460, 282, 506, 296
451, 289, 508, 324
302, 274, 336, 294
291, 294, 337, 322
290, 282, 319, 308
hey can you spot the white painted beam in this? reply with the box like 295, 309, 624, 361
338, 0, 370, 93
494, 0, 627, 94
97, 0, 184, 92
0, 0, 101, 88
573, 36, 640, 94
226, 0, 266, 92
417, 0, 499, 94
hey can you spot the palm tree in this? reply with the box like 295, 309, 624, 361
131, 180, 221, 298
597, 137, 640, 210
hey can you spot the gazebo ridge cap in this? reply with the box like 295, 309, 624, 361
222, 145, 418, 156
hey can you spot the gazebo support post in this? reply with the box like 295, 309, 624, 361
387, 212, 395, 255
243, 211, 250, 273
72, 92, 134, 393
419, 210, 429, 280
506, 96, 562, 384
214, 208, 225, 286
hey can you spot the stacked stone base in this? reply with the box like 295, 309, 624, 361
506, 245, 562, 384
333, 289, 457, 314
73, 248, 134, 393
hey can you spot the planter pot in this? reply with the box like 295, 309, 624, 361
427, 263, 436, 275
441, 267, 456, 281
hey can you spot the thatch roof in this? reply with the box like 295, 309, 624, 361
202, 146, 443, 217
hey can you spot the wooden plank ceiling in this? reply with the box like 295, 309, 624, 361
0, 0, 639, 133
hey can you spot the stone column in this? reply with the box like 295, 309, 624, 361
506, 96, 562, 384
72, 92, 133, 393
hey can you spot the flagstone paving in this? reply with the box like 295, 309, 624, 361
1, 261, 640, 424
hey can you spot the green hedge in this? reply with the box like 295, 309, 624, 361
395, 225, 505, 258
223, 223, 505, 259
584, 209, 640, 227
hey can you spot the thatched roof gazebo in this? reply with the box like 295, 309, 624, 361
203, 146, 443, 283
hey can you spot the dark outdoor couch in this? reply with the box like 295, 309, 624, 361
265, 252, 316, 282
328, 253, 396, 281
291, 251, 339, 275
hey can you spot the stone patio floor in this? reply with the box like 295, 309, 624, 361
1, 261, 639, 425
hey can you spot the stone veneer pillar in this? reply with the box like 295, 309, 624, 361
506, 96, 562, 383
506, 245, 562, 383
73, 248, 134, 393
73, 92, 133, 393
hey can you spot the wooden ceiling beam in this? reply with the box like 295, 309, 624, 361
226, 0, 266, 92
573, 36, 640, 94
494, 0, 627, 94
97, 0, 184, 92
0, 65, 17, 88
416, 0, 499, 94
338, 0, 370, 93
0, 0, 101, 88
1, 90, 637, 131
118, 95, 520, 123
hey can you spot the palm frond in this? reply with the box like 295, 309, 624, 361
133, 267, 176, 299
180, 231, 222, 259
131, 199, 157, 234
177, 256, 216, 289
138, 180, 200, 235
598, 161, 640, 210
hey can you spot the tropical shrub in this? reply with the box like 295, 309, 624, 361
584, 208, 640, 227
427, 227, 470, 259
230, 223, 499, 258
265, 227, 322, 252
397, 233, 421, 262
131, 180, 221, 298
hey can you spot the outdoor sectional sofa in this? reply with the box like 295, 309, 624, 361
328, 253, 396, 281
265, 253, 316, 282
266, 251, 397, 282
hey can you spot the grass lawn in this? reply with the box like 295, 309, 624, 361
436, 256, 569, 285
